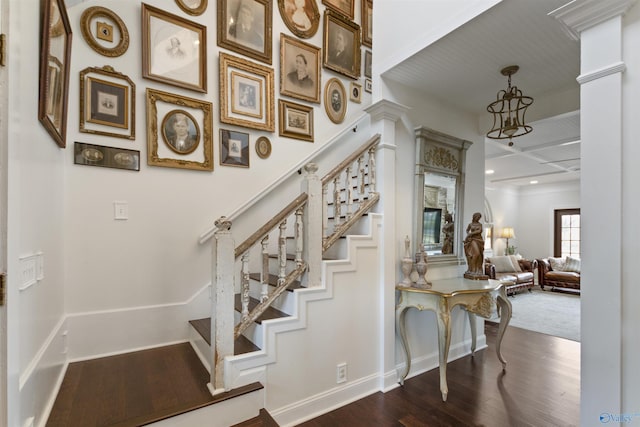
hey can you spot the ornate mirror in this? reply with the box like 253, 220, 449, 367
414, 126, 472, 266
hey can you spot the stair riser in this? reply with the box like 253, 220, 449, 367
246, 280, 296, 314
234, 312, 263, 348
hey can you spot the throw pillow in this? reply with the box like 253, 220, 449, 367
508, 255, 523, 272
491, 256, 519, 273
549, 257, 565, 271
563, 256, 581, 273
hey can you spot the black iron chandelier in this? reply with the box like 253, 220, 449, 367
486, 65, 533, 146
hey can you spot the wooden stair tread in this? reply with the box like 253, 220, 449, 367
248, 272, 304, 290
189, 318, 261, 354
232, 408, 280, 427
234, 294, 289, 323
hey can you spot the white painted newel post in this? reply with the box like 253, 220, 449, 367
209, 216, 235, 395
302, 163, 323, 287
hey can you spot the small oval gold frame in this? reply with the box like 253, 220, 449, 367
175, 0, 208, 16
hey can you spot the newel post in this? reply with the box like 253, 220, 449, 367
209, 216, 235, 395
302, 163, 323, 287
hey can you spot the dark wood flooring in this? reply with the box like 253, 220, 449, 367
296, 322, 580, 427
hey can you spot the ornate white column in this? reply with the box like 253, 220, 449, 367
550, 0, 637, 422
365, 99, 409, 391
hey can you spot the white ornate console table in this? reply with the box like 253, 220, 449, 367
395, 278, 512, 401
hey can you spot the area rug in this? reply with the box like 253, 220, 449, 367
493, 287, 580, 342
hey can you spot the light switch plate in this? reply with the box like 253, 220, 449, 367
114, 201, 129, 220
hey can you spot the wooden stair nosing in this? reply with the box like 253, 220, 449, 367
109, 382, 265, 427
231, 408, 280, 427
234, 294, 289, 323
248, 272, 304, 290
189, 318, 261, 355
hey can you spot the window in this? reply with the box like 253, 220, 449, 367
554, 208, 580, 258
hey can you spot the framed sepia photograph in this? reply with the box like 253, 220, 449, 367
220, 129, 250, 167
362, 0, 372, 47
80, 65, 135, 139
365, 78, 372, 93
38, 0, 72, 148
80, 6, 130, 57
278, 0, 320, 39
218, 0, 272, 64
322, 0, 354, 19
364, 50, 372, 78
280, 34, 321, 104
255, 136, 272, 158
146, 88, 214, 171
349, 82, 361, 103
323, 10, 361, 80
220, 53, 275, 131
142, 3, 207, 92
74, 142, 140, 171
324, 78, 346, 124
175, 0, 208, 15
279, 99, 314, 142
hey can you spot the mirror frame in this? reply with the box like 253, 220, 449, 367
414, 126, 472, 267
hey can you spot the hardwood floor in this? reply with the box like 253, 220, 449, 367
297, 323, 580, 427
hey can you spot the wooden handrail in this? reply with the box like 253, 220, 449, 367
234, 193, 309, 259
322, 134, 380, 185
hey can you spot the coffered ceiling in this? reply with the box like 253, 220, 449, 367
382, 0, 582, 187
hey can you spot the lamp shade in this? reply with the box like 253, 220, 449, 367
500, 227, 515, 239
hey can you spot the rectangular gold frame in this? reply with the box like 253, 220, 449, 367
142, 3, 207, 92
220, 53, 275, 131
280, 34, 321, 104
279, 99, 314, 142
362, 0, 373, 48
38, 0, 72, 148
323, 10, 361, 80
146, 88, 214, 171
322, 0, 355, 19
80, 66, 135, 140
217, 0, 273, 65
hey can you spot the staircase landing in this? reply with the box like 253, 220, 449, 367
46, 342, 263, 426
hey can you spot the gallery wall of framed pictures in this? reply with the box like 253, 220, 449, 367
55, 0, 373, 175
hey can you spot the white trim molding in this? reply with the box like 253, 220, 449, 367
549, 0, 638, 40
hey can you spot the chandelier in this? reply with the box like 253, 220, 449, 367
486, 65, 533, 146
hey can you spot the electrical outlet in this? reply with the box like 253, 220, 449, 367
336, 363, 347, 384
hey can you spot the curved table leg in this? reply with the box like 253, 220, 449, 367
396, 307, 411, 385
436, 297, 451, 401
468, 312, 477, 355
495, 286, 512, 370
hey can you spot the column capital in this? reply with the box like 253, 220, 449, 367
365, 99, 410, 123
549, 0, 637, 40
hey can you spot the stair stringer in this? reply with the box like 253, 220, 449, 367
223, 213, 384, 390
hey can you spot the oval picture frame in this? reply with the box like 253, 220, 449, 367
80, 6, 130, 57
175, 0, 208, 16
161, 109, 201, 155
255, 136, 272, 159
324, 78, 346, 124
278, 0, 320, 39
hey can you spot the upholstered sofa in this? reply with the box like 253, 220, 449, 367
536, 257, 581, 293
484, 256, 537, 296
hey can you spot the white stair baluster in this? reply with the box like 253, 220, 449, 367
345, 166, 353, 220
333, 176, 341, 227
295, 207, 304, 267
278, 220, 287, 286
261, 236, 269, 302
241, 252, 250, 319
368, 146, 377, 194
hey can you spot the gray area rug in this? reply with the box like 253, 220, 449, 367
501, 287, 580, 341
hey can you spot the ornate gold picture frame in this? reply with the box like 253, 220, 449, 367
280, 34, 321, 104
323, 10, 361, 80
146, 88, 214, 171
218, 0, 273, 65
38, 0, 72, 148
175, 0, 208, 15
80, 66, 135, 140
279, 99, 314, 142
220, 53, 275, 132
324, 77, 346, 124
322, 0, 354, 19
362, 0, 372, 48
80, 6, 130, 57
142, 4, 207, 93
278, 0, 320, 39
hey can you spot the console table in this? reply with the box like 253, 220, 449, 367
396, 278, 512, 401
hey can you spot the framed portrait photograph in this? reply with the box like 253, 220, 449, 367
280, 34, 321, 104
38, 0, 72, 148
176, 0, 208, 15
362, 0, 372, 47
322, 0, 354, 19
80, 6, 129, 57
255, 136, 272, 159
218, 0, 272, 65
364, 50, 372, 78
323, 10, 361, 80
74, 142, 140, 172
80, 65, 135, 139
324, 78, 346, 124
278, 0, 320, 39
146, 88, 214, 171
220, 129, 250, 167
142, 3, 207, 92
279, 100, 314, 142
349, 82, 362, 103
365, 78, 372, 93
220, 53, 275, 132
